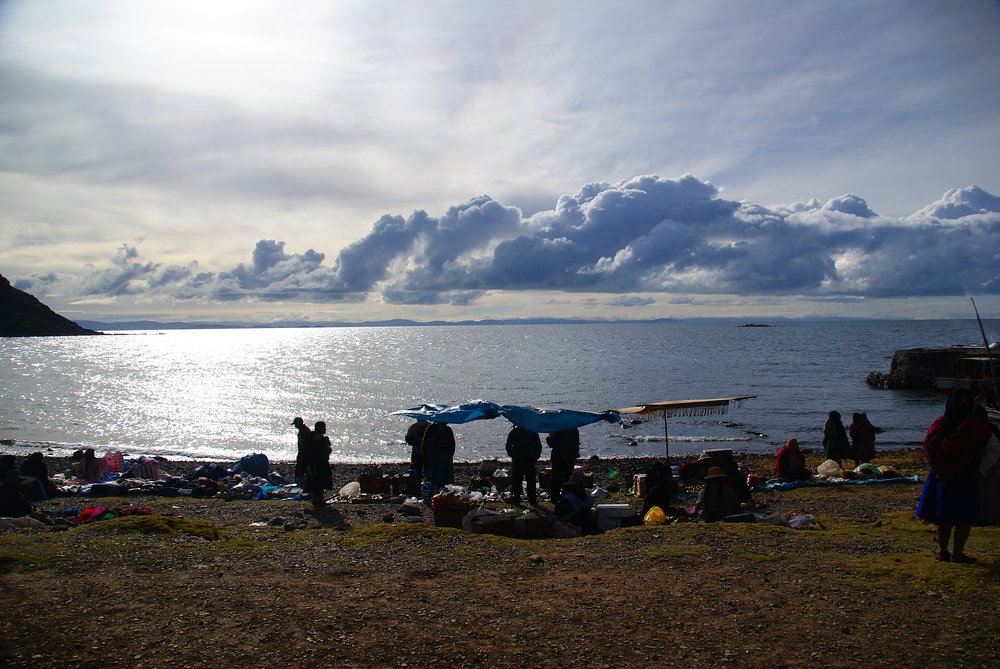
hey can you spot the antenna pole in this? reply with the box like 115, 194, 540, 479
971, 297, 998, 392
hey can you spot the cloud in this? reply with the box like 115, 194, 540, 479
12, 175, 1000, 315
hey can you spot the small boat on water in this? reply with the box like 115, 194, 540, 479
934, 352, 997, 391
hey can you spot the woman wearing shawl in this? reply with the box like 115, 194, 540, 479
849, 412, 877, 464
822, 411, 852, 466
916, 389, 993, 563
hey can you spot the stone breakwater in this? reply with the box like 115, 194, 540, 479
866, 346, 993, 390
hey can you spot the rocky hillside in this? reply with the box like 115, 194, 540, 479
0, 273, 99, 337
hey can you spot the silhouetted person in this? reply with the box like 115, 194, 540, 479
405, 419, 429, 482
849, 412, 877, 464
305, 421, 333, 508
506, 426, 542, 506
822, 411, 851, 466
422, 421, 456, 489
696, 466, 741, 522
546, 428, 580, 503
20, 452, 57, 500
291, 417, 312, 487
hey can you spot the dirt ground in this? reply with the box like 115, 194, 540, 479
1, 450, 998, 668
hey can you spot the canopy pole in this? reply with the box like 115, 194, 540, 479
663, 412, 669, 459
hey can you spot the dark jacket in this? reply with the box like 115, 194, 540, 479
506, 427, 542, 461
546, 429, 580, 462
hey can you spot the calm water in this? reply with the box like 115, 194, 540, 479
0, 320, 995, 464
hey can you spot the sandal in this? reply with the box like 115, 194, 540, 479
952, 553, 977, 564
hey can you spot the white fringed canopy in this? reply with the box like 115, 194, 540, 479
614, 396, 756, 457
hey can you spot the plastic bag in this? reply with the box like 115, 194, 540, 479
339, 481, 361, 498
816, 459, 843, 478
643, 505, 666, 525
854, 463, 880, 479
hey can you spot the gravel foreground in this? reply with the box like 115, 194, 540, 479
1, 449, 998, 668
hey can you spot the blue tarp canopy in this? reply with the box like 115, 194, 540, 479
389, 401, 502, 425
390, 400, 620, 433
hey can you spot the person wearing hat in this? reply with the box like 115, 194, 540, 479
291, 417, 312, 488
775, 438, 812, 482
696, 466, 741, 522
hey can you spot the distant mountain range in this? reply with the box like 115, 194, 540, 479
0, 273, 98, 337
75, 316, 871, 331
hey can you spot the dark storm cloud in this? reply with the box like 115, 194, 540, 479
14, 176, 1000, 308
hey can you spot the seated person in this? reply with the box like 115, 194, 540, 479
0, 470, 35, 518
74, 448, 102, 482
696, 467, 742, 522
724, 460, 753, 504
640, 462, 677, 518
775, 438, 812, 482
20, 452, 58, 500
554, 471, 595, 534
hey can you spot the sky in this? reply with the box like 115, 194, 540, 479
1, 0, 999, 324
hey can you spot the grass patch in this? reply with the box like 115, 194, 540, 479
0, 535, 75, 571
78, 514, 221, 540
334, 522, 461, 548
640, 544, 707, 558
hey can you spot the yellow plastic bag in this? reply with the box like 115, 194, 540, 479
643, 505, 666, 525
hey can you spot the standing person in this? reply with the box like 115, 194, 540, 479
775, 438, 812, 482
291, 417, 312, 487
405, 419, 429, 483
505, 426, 542, 506
822, 411, 851, 467
305, 421, 333, 509
916, 389, 993, 563
422, 421, 455, 489
849, 412, 877, 464
546, 428, 580, 503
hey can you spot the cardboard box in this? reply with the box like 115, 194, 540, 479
433, 507, 469, 528
469, 514, 514, 536
513, 512, 550, 538
633, 474, 647, 497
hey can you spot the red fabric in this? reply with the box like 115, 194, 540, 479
775, 446, 809, 481
922, 415, 992, 480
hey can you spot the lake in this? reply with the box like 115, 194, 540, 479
1, 319, 994, 463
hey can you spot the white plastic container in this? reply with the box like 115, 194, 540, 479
594, 503, 633, 531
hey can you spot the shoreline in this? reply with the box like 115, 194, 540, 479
18, 446, 929, 498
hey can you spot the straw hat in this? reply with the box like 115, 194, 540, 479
703, 466, 727, 480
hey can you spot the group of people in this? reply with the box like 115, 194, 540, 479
823, 410, 878, 467
404, 419, 457, 491
404, 419, 584, 508
291, 417, 333, 508
771, 410, 879, 483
